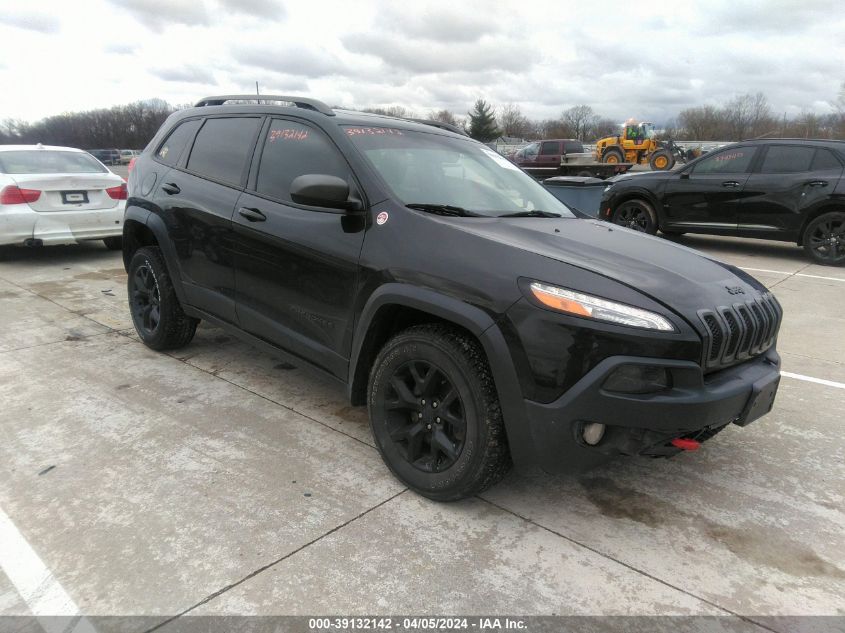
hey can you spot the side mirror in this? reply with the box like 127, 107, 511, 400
290, 174, 363, 212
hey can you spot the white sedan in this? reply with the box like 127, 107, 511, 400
0, 144, 126, 250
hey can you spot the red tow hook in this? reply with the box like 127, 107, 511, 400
671, 438, 701, 451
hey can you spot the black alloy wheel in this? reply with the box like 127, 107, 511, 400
127, 247, 199, 350
130, 263, 161, 337
804, 212, 845, 266
612, 200, 657, 234
368, 324, 511, 500
383, 359, 466, 473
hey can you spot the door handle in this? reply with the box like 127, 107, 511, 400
238, 207, 266, 222
806, 180, 828, 187
721, 181, 740, 188
161, 182, 181, 195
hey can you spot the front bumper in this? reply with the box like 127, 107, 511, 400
523, 348, 781, 473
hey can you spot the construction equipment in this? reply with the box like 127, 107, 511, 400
595, 121, 684, 171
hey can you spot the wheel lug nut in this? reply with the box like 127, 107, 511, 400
426, 424, 432, 430
421, 399, 426, 405
418, 413, 423, 419
432, 402, 438, 408
436, 417, 440, 423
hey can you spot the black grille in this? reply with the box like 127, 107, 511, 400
699, 292, 782, 371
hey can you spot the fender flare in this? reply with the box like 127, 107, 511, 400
123, 205, 189, 305
348, 284, 534, 468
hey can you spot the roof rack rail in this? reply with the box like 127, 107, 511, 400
195, 95, 335, 116
406, 118, 468, 136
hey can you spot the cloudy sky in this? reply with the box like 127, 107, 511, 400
1, 0, 843, 124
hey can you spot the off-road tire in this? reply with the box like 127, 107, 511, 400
802, 211, 845, 266
602, 149, 624, 164
128, 246, 198, 350
103, 236, 123, 251
649, 149, 675, 171
368, 324, 512, 501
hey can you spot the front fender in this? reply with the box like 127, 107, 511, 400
348, 284, 535, 468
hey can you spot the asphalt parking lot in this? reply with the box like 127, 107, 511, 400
0, 231, 843, 630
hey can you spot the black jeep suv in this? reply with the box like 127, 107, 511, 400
123, 95, 782, 500
599, 138, 845, 265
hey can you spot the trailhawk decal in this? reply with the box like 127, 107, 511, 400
376, 211, 389, 225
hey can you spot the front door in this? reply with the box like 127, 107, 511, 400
661, 146, 759, 234
233, 118, 366, 378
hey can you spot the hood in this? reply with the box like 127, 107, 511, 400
447, 217, 766, 315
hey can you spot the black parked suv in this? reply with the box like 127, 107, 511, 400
599, 139, 845, 265
123, 95, 783, 500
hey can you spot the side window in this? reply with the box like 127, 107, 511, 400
186, 117, 261, 185
811, 148, 843, 171
523, 143, 539, 157
760, 146, 815, 173
563, 141, 584, 154
693, 147, 757, 175
155, 119, 201, 167
540, 141, 560, 156
255, 120, 349, 203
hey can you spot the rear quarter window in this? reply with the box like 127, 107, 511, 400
155, 119, 202, 167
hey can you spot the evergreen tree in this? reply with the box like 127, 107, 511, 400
466, 99, 500, 142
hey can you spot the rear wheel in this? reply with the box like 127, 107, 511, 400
803, 211, 845, 266
612, 199, 657, 234
368, 324, 511, 501
103, 236, 122, 251
602, 149, 624, 164
128, 246, 199, 350
649, 150, 675, 171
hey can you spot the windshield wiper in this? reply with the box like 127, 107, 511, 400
496, 210, 563, 218
405, 203, 484, 217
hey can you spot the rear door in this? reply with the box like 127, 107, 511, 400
661, 146, 759, 233
153, 115, 262, 323
740, 145, 844, 240
232, 118, 366, 378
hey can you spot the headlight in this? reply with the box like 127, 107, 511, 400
527, 282, 675, 331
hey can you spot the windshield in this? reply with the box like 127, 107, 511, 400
344, 127, 574, 218
0, 150, 108, 174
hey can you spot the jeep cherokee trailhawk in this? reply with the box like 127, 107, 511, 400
123, 95, 783, 500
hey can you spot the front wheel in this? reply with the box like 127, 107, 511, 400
649, 150, 675, 171
368, 324, 511, 501
128, 246, 199, 350
612, 199, 658, 234
803, 211, 845, 266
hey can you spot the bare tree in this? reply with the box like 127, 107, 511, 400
562, 105, 598, 141
429, 109, 458, 126
498, 103, 531, 139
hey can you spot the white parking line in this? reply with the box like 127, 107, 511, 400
0, 504, 95, 631
781, 371, 845, 390
740, 267, 845, 283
